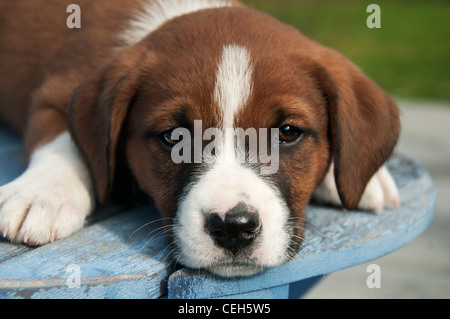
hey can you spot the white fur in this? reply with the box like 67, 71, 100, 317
214, 44, 253, 164
0, 132, 94, 245
214, 45, 253, 130
174, 164, 291, 277
173, 45, 291, 277
312, 163, 400, 214
120, 0, 232, 46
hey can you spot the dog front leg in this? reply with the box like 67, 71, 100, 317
0, 107, 94, 246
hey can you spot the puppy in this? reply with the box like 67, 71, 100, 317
0, 0, 400, 277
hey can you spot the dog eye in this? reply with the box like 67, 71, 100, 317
279, 125, 304, 144
158, 129, 178, 148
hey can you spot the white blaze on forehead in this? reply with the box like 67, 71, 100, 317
214, 44, 253, 163
214, 44, 253, 129
120, 0, 232, 46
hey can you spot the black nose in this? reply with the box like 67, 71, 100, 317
205, 203, 261, 254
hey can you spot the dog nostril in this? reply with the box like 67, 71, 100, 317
205, 203, 261, 254
241, 227, 260, 239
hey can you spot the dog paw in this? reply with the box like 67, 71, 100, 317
357, 165, 400, 214
313, 164, 399, 214
0, 174, 93, 246
0, 133, 94, 246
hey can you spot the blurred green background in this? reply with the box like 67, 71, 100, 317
244, 0, 450, 101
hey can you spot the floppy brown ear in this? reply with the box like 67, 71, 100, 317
67, 48, 147, 204
313, 50, 400, 210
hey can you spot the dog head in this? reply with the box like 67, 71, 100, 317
68, 7, 399, 277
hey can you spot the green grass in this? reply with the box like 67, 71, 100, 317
244, 0, 450, 101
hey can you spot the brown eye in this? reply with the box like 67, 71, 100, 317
279, 125, 304, 144
158, 129, 178, 148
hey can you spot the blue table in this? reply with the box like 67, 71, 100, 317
0, 127, 435, 299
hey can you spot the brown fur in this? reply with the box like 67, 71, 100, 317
0, 0, 147, 155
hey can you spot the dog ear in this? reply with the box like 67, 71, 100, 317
312, 50, 400, 210
67, 48, 147, 204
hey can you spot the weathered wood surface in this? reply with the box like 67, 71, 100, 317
0, 127, 435, 299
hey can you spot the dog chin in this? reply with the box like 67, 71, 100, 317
207, 262, 266, 278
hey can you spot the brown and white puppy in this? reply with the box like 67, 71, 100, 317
0, 0, 400, 277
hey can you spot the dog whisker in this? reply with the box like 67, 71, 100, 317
128, 217, 175, 240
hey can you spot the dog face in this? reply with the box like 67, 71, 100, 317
125, 40, 331, 276
68, 7, 399, 277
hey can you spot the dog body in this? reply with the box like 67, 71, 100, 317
0, 0, 400, 277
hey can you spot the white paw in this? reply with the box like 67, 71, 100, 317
0, 132, 94, 246
357, 165, 399, 214
313, 163, 399, 214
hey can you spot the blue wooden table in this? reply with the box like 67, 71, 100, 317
0, 127, 435, 299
